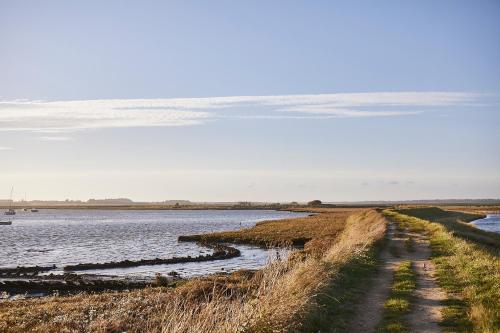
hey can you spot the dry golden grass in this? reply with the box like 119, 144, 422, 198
0, 270, 258, 333
0, 209, 385, 333
180, 208, 366, 255
238, 210, 386, 332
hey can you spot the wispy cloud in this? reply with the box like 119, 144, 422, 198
39, 136, 72, 141
0, 92, 483, 132
277, 106, 421, 118
0, 100, 212, 133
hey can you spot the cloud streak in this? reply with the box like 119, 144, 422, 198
0, 92, 482, 132
39, 136, 72, 141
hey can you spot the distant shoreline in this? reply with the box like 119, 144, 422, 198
0, 203, 388, 210
3, 203, 500, 211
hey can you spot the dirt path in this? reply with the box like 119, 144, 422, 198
345, 224, 404, 333
405, 233, 447, 333
345, 224, 447, 333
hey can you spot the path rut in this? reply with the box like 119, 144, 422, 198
344, 222, 447, 333
406, 232, 447, 333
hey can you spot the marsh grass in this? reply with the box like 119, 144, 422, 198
0, 209, 386, 333
154, 273, 169, 287
179, 208, 364, 255
238, 210, 386, 332
376, 261, 416, 333
384, 209, 500, 333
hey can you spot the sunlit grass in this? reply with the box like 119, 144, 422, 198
376, 261, 416, 333
180, 208, 366, 255
395, 207, 500, 248
384, 209, 500, 333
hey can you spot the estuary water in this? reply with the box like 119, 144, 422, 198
0, 209, 308, 278
472, 214, 500, 234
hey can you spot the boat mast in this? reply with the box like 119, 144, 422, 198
9, 187, 14, 210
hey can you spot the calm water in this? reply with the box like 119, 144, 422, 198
0, 209, 307, 278
472, 214, 500, 234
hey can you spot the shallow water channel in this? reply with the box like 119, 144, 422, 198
472, 214, 500, 234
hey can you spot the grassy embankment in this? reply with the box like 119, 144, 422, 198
377, 261, 417, 333
395, 207, 500, 248
0, 208, 386, 333
439, 205, 500, 215
384, 207, 500, 333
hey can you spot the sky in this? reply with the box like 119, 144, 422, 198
1, 0, 499, 202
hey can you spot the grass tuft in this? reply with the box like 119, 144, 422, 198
377, 260, 416, 333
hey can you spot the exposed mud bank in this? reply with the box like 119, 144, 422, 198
0, 274, 153, 296
0, 265, 56, 277
0, 243, 239, 295
63, 243, 240, 271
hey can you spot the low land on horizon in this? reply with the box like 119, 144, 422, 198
2, 198, 500, 210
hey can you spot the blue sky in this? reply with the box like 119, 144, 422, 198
1, 1, 499, 202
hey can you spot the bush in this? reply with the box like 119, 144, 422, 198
307, 200, 322, 207
155, 273, 169, 287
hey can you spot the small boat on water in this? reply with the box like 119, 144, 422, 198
0, 220, 12, 226
31, 208, 39, 212
4, 187, 16, 215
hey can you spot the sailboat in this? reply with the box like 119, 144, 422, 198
4, 187, 15, 216
23, 192, 29, 211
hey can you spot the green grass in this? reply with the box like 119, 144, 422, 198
404, 237, 415, 253
377, 261, 417, 333
299, 238, 386, 332
384, 209, 500, 333
395, 207, 483, 223
395, 207, 500, 249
